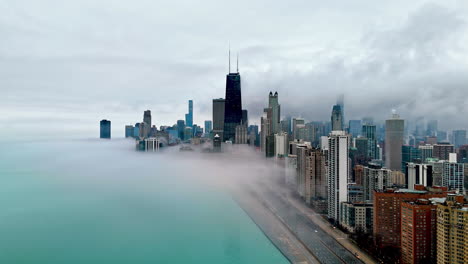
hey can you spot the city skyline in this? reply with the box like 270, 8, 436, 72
3, 1, 468, 264
2, 1, 468, 139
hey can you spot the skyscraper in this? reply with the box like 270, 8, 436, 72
223, 65, 242, 142
418, 144, 433, 162
373, 187, 448, 249
204, 120, 212, 134
401, 199, 437, 264
100, 119, 111, 139
143, 110, 152, 127
362, 124, 377, 160
433, 143, 454, 160
292, 118, 305, 140
184, 127, 193, 142
337, 94, 345, 125
452, 130, 466, 148
125, 125, 134, 138
177, 120, 185, 140
212, 98, 225, 140
235, 124, 248, 144
426, 119, 438, 137
281, 116, 292, 135
437, 130, 447, 142
436, 195, 468, 264
274, 132, 288, 158
133, 123, 140, 138
138, 122, 148, 139
348, 120, 361, 138
331, 104, 344, 131
362, 164, 392, 201
328, 130, 350, 223
385, 112, 404, 171
442, 160, 464, 193
261, 107, 274, 157
402, 145, 421, 172
185, 100, 193, 127
268, 91, 280, 134
241, 109, 248, 126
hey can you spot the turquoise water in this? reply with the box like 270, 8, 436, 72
0, 139, 288, 264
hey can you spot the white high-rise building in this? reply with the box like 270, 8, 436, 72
327, 130, 350, 223
406, 163, 432, 189
274, 132, 288, 157
443, 160, 464, 193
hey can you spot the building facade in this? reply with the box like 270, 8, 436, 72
143, 110, 152, 127
436, 195, 467, 264
452, 130, 466, 148
268, 91, 281, 135
234, 124, 248, 144
433, 143, 454, 161
331, 104, 344, 131
212, 98, 225, 141
223, 72, 242, 142
328, 131, 350, 223
100, 119, 111, 139
385, 113, 404, 171
363, 164, 392, 201
125, 125, 134, 138
185, 100, 193, 127
204, 120, 212, 134
406, 163, 433, 190
340, 202, 373, 234
401, 199, 438, 264
442, 161, 464, 193
373, 187, 447, 249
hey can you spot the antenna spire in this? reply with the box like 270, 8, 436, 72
228, 45, 231, 74
236, 53, 239, 73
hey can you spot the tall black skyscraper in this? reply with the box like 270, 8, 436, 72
100, 119, 111, 139
223, 54, 242, 142
143, 110, 151, 127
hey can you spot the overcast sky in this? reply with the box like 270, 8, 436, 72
1, 0, 467, 138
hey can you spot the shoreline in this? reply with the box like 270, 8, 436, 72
232, 187, 319, 264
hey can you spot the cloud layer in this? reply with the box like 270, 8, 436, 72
1, 0, 467, 138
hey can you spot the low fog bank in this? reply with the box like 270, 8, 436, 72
2, 138, 284, 201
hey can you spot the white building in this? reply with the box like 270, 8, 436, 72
275, 132, 288, 157
443, 159, 464, 193
328, 130, 350, 223
363, 165, 392, 201
235, 124, 248, 144
144, 137, 162, 152
406, 163, 433, 189
340, 202, 373, 234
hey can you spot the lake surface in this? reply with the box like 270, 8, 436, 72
0, 139, 288, 264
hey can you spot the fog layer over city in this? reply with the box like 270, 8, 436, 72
0, 139, 289, 263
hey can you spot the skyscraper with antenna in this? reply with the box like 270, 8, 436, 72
223, 49, 242, 142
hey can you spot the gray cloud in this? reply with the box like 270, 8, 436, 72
0, 0, 467, 139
